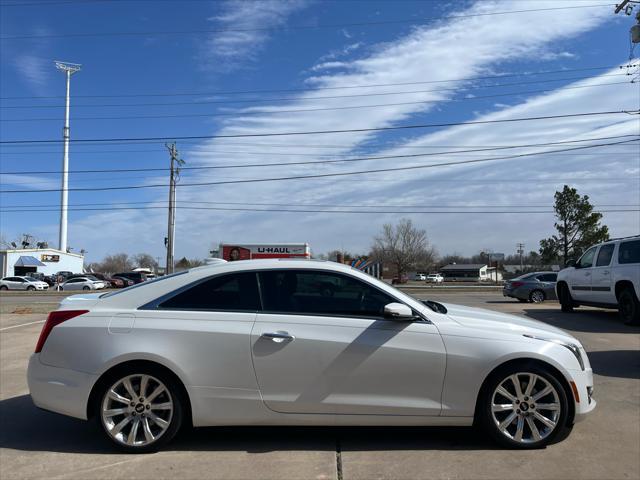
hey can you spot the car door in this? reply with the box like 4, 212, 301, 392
64, 279, 81, 290
569, 246, 598, 301
5, 277, 22, 290
590, 243, 616, 304
536, 273, 557, 300
251, 269, 446, 416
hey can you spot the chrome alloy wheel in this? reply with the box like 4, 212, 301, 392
491, 372, 561, 444
530, 290, 545, 303
101, 374, 173, 447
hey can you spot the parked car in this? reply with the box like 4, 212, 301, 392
28, 259, 595, 452
391, 275, 408, 285
113, 271, 147, 284
556, 235, 640, 324
112, 275, 135, 287
60, 277, 106, 291
26, 272, 55, 286
90, 272, 125, 288
0, 276, 49, 291
503, 272, 558, 303
426, 273, 444, 283
413, 273, 427, 281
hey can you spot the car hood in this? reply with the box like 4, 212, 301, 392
441, 302, 577, 343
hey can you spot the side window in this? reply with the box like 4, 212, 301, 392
577, 247, 597, 269
158, 272, 259, 311
537, 274, 557, 282
618, 240, 640, 265
258, 270, 395, 318
595, 244, 615, 267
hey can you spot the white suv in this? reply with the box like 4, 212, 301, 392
556, 236, 640, 324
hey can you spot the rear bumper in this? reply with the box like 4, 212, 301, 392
27, 354, 97, 420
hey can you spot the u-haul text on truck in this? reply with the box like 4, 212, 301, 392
219, 243, 310, 261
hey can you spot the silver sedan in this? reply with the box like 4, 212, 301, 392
503, 272, 558, 303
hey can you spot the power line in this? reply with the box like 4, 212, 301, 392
1, 135, 635, 175
1, 205, 637, 215
0, 74, 630, 109
2, 81, 631, 123
2, 110, 636, 145
2, 65, 631, 101
0, 4, 616, 40
2, 138, 637, 194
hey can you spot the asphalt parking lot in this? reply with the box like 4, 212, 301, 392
1, 290, 638, 480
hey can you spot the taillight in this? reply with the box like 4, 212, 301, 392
35, 310, 89, 353
511, 281, 524, 288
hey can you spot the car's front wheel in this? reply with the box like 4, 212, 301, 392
96, 368, 184, 453
478, 364, 570, 449
529, 290, 545, 303
0, 285, 7, 290
557, 283, 575, 312
618, 288, 640, 325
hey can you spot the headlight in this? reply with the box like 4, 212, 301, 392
523, 334, 585, 370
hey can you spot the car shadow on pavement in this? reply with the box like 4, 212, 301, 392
523, 309, 640, 334
585, 350, 640, 380
0, 395, 497, 454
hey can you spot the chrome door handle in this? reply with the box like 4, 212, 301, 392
261, 331, 295, 343
603, 271, 610, 275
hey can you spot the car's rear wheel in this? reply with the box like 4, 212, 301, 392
529, 290, 545, 304
618, 288, 640, 325
558, 283, 575, 312
0, 285, 7, 290
96, 369, 184, 453
478, 364, 570, 449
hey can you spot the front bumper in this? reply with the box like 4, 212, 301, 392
568, 367, 596, 422
27, 354, 97, 420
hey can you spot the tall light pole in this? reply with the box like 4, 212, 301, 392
55, 61, 81, 253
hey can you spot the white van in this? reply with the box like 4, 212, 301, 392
556, 235, 640, 324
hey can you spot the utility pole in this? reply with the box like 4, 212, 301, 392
165, 143, 184, 275
55, 61, 81, 253
516, 243, 525, 272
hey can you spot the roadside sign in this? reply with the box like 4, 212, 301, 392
488, 253, 505, 261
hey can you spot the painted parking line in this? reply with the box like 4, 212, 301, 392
0, 320, 45, 332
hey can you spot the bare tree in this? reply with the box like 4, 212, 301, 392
133, 253, 159, 271
89, 253, 134, 274
370, 218, 436, 278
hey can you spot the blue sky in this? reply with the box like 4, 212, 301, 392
1, 0, 639, 263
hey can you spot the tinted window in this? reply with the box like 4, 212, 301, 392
578, 247, 597, 268
618, 240, 640, 264
158, 272, 259, 311
596, 244, 615, 267
537, 273, 557, 282
258, 270, 395, 318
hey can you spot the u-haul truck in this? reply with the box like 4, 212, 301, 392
218, 243, 311, 261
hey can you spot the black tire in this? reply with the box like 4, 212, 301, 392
26, 286, 35, 291
529, 290, 545, 304
558, 283, 574, 313
0, 285, 7, 290
477, 362, 571, 449
82, 286, 90, 291
618, 288, 640, 325
95, 365, 185, 453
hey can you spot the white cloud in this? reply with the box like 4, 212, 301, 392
13, 54, 49, 91
202, 0, 310, 72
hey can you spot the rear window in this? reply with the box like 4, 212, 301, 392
618, 240, 640, 265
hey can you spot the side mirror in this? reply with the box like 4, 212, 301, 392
384, 302, 415, 321
566, 259, 576, 268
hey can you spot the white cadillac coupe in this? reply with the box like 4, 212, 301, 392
27, 259, 595, 452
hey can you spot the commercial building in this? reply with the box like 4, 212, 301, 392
0, 248, 84, 277
439, 263, 502, 282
